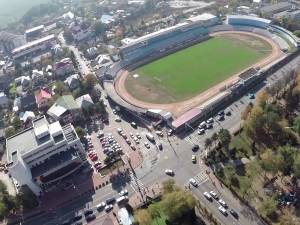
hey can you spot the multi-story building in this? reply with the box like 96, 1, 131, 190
6, 116, 86, 195
12, 35, 57, 60
54, 58, 75, 77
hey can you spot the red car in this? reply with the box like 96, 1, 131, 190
91, 155, 98, 161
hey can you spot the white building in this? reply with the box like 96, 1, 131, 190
12, 35, 57, 60
6, 116, 86, 195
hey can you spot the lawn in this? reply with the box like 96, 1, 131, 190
0, 0, 49, 28
126, 34, 271, 104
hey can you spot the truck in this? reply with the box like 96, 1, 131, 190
146, 133, 155, 142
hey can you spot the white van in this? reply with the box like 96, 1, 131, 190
198, 121, 206, 129
146, 133, 155, 142
116, 196, 128, 204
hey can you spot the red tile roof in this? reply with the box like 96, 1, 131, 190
35, 88, 52, 104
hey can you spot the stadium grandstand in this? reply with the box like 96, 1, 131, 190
119, 13, 219, 64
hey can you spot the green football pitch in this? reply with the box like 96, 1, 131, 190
125, 34, 272, 104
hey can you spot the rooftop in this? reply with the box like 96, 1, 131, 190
12, 35, 56, 54
261, 2, 292, 14
227, 15, 271, 24
25, 25, 44, 35
187, 13, 216, 23
172, 108, 202, 129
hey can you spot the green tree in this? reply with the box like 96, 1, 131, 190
204, 138, 212, 150
278, 146, 295, 176
5, 127, 16, 138
75, 126, 86, 139
259, 196, 277, 219
12, 117, 22, 131
83, 74, 97, 90
292, 154, 300, 178
294, 30, 300, 38
53, 81, 68, 96
218, 129, 231, 151
161, 190, 196, 222
148, 204, 161, 225
260, 149, 283, 176
93, 21, 106, 37
211, 132, 218, 148
16, 186, 38, 210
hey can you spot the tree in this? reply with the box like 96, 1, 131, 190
53, 81, 68, 96
211, 132, 218, 148
241, 102, 253, 120
278, 146, 295, 176
292, 154, 300, 179
259, 196, 277, 219
294, 30, 300, 38
16, 186, 38, 210
83, 74, 97, 90
162, 179, 175, 194
204, 138, 212, 150
218, 129, 231, 151
148, 204, 161, 225
134, 209, 152, 225
5, 127, 16, 138
161, 190, 196, 222
75, 126, 86, 139
11, 117, 22, 131
260, 149, 283, 176
93, 21, 106, 37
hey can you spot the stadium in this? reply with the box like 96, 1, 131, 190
102, 14, 300, 131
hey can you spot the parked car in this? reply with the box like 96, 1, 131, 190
192, 144, 199, 151
189, 178, 198, 187
119, 189, 128, 196
155, 131, 163, 137
209, 191, 218, 200
192, 155, 196, 163
116, 196, 129, 204
131, 122, 137, 128
136, 133, 141, 139
84, 209, 93, 217
106, 197, 116, 205
104, 204, 113, 212
229, 209, 239, 219
144, 142, 150, 149
85, 214, 96, 222
218, 206, 227, 216
96, 202, 106, 211
165, 169, 174, 176
206, 118, 213, 124
158, 143, 163, 150
218, 199, 227, 208
198, 129, 205, 135
203, 192, 213, 201
167, 129, 173, 136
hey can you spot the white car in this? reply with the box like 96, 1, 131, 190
115, 117, 121, 122
136, 133, 141, 139
203, 192, 212, 200
189, 178, 198, 187
155, 131, 163, 137
165, 169, 174, 176
209, 191, 218, 199
130, 133, 134, 138
112, 109, 117, 114
206, 118, 214, 124
104, 204, 113, 212
119, 189, 128, 196
218, 199, 227, 208
96, 202, 106, 211
197, 129, 205, 135
144, 142, 150, 149
218, 206, 227, 216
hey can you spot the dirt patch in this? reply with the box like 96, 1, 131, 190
115, 31, 284, 117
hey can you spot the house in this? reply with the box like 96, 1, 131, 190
0, 92, 9, 108
76, 94, 94, 110
47, 95, 81, 124
86, 47, 98, 58
15, 76, 31, 90
35, 87, 52, 109
54, 58, 75, 77
69, 20, 92, 42
6, 116, 85, 195
64, 74, 80, 90
31, 70, 46, 86
19, 111, 35, 123
51, 44, 63, 56
62, 11, 75, 24
20, 94, 37, 112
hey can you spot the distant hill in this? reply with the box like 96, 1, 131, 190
0, 0, 50, 28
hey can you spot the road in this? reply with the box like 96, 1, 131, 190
58, 32, 92, 76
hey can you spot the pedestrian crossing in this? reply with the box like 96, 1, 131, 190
185, 169, 209, 187
128, 170, 145, 194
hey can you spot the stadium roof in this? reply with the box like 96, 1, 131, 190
171, 108, 202, 129
227, 15, 271, 24
187, 13, 216, 23
25, 25, 44, 35
12, 34, 56, 54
